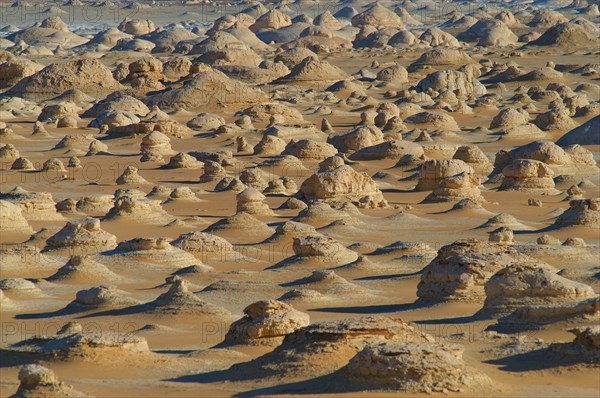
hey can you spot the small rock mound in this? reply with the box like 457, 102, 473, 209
9, 58, 122, 101
264, 221, 317, 243
9, 321, 149, 360
299, 156, 387, 207
493, 140, 597, 176
45, 218, 117, 253
283, 139, 338, 160
171, 231, 236, 257
482, 263, 596, 316
0, 186, 63, 221
46, 255, 120, 283
284, 270, 365, 295
417, 239, 534, 302
409, 48, 474, 71
204, 212, 274, 242
223, 300, 310, 346
164, 152, 204, 169
226, 316, 434, 380
148, 279, 231, 317
104, 196, 174, 224
344, 341, 492, 393
554, 198, 599, 228
416, 70, 486, 99
68, 285, 141, 310
278, 235, 358, 267
351, 3, 405, 29
0, 200, 33, 235
13, 364, 88, 397
529, 22, 598, 48
105, 237, 196, 268
550, 326, 600, 362
276, 56, 350, 82
116, 165, 149, 185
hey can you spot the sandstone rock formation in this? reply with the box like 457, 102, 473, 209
299, 156, 387, 207
554, 198, 599, 228
12, 364, 88, 398
345, 341, 492, 393
45, 218, 117, 253
9, 59, 123, 100
499, 159, 556, 193
0, 186, 63, 221
415, 159, 474, 191
423, 171, 483, 203
482, 263, 596, 316
0, 200, 33, 235
417, 239, 536, 302
236, 187, 273, 215
116, 166, 149, 185
223, 300, 309, 346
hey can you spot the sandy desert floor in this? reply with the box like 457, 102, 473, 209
0, 0, 599, 397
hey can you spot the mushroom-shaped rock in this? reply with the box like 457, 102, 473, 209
236, 187, 273, 215
415, 159, 474, 191
140, 131, 174, 162
299, 156, 386, 206
499, 159, 555, 193
423, 172, 483, 203
239, 167, 267, 191
453, 145, 492, 175
276, 56, 350, 83
199, 161, 227, 183
284, 235, 358, 266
